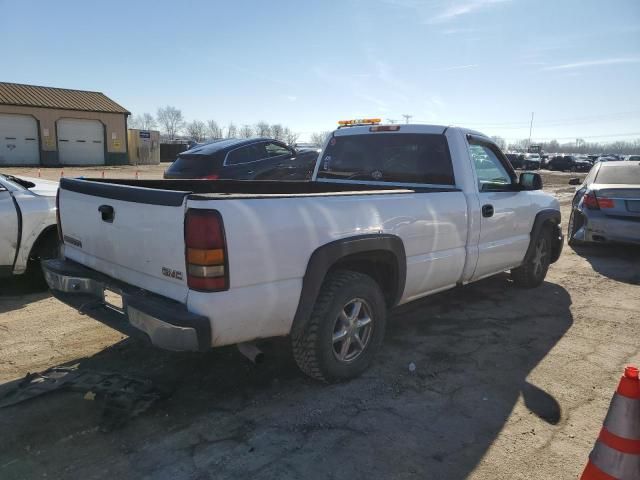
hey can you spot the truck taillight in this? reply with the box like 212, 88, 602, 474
185, 209, 228, 291
56, 189, 63, 242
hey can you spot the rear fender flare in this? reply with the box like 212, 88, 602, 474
291, 234, 406, 335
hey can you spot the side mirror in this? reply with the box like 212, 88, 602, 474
568, 177, 581, 186
519, 172, 542, 190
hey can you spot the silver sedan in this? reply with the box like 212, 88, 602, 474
568, 161, 640, 246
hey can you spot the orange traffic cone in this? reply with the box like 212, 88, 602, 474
581, 366, 640, 480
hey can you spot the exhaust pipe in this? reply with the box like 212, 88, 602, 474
237, 342, 264, 365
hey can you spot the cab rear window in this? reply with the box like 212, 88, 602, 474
316, 133, 455, 185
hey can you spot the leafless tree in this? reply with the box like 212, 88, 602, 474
490, 136, 506, 151
271, 124, 284, 141
284, 128, 299, 146
129, 113, 157, 130
186, 120, 207, 142
254, 121, 271, 137
310, 131, 331, 148
226, 122, 237, 138
206, 120, 223, 139
157, 106, 185, 140
239, 125, 254, 138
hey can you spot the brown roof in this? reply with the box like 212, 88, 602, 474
0, 82, 130, 114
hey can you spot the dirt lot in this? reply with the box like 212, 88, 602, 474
1, 167, 639, 479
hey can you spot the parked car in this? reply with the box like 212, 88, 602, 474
45, 123, 563, 382
548, 155, 591, 172
523, 153, 541, 170
567, 161, 640, 246
624, 155, 640, 162
164, 138, 319, 181
0, 173, 60, 283
505, 153, 524, 169
596, 155, 618, 163
293, 142, 322, 152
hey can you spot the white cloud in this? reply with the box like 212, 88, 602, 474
285, 95, 297, 102
381, 0, 512, 25
433, 64, 479, 71
542, 57, 640, 71
427, 0, 511, 24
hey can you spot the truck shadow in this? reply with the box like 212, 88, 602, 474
0, 274, 573, 480
572, 244, 640, 285
0, 276, 50, 315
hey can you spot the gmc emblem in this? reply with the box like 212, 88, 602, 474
162, 267, 183, 281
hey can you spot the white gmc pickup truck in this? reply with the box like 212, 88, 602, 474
44, 123, 563, 382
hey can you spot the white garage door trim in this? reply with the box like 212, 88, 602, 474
57, 118, 105, 165
0, 113, 40, 165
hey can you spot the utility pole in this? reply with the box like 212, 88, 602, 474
528, 112, 534, 148
401, 114, 412, 124
387, 119, 397, 124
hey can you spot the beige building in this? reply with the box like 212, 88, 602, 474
0, 82, 130, 166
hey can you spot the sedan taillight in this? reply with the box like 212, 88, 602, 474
584, 191, 614, 210
185, 209, 228, 291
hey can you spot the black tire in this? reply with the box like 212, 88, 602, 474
24, 231, 60, 287
567, 210, 583, 247
291, 270, 387, 383
511, 227, 553, 288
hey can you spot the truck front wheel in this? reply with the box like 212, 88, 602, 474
291, 270, 387, 382
510, 227, 552, 288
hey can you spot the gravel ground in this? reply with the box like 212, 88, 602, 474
0, 167, 638, 480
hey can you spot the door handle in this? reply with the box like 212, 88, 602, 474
482, 204, 494, 218
98, 205, 115, 223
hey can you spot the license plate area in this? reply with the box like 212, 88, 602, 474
104, 288, 124, 313
626, 200, 640, 212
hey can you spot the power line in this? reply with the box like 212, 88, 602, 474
413, 110, 640, 129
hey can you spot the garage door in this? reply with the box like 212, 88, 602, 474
57, 119, 105, 165
0, 114, 40, 165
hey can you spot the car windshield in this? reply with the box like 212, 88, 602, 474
595, 164, 640, 184
316, 133, 455, 185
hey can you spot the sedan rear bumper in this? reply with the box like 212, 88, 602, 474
43, 258, 211, 351
574, 211, 640, 245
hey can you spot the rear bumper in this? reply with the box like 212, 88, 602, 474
574, 211, 640, 245
43, 258, 211, 351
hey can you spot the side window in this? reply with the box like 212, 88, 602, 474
264, 142, 291, 158
226, 143, 265, 165
469, 143, 513, 192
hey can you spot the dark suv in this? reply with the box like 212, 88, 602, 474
548, 155, 591, 172
164, 138, 319, 180
505, 153, 525, 169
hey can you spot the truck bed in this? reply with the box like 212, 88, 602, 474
63, 178, 457, 202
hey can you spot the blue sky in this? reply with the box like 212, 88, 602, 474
1, 0, 639, 142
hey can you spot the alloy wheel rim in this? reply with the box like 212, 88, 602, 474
332, 298, 373, 363
532, 237, 548, 277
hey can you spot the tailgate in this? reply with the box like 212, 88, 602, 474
59, 178, 191, 302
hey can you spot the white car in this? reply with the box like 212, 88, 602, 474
44, 122, 563, 381
0, 174, 59, 282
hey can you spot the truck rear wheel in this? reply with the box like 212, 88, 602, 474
511, 227, 552, 288
291, 270, 387, 383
